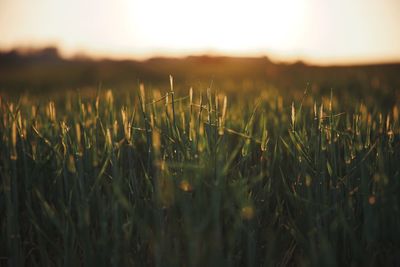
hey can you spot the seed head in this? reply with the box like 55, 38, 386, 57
169, 75, 174, 92
291, 102, 295, 131
139, 84, 145, 108
11, 120, 18, 160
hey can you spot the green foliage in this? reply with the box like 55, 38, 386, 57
1, 82, 400, 266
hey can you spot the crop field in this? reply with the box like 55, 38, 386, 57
1, 76, 400, 266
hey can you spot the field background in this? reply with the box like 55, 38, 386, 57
1, 47, 400, 103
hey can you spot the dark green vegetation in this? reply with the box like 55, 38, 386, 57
1, 48, 400, 266
1, 73, 400, 266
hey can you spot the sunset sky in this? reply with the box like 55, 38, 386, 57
0, 0, 399, 64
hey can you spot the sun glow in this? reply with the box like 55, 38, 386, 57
127, 0, 308, 56
0, 0, 399, 64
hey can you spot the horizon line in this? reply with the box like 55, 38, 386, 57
1, 44, 400, 67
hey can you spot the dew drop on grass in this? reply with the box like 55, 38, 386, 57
368, 195, 376, 205
241, 206, 255, 220
179, 180, 193, 192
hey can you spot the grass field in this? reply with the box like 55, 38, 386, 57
1, 76, 400, 266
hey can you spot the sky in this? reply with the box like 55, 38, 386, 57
0, 0, 399, 65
